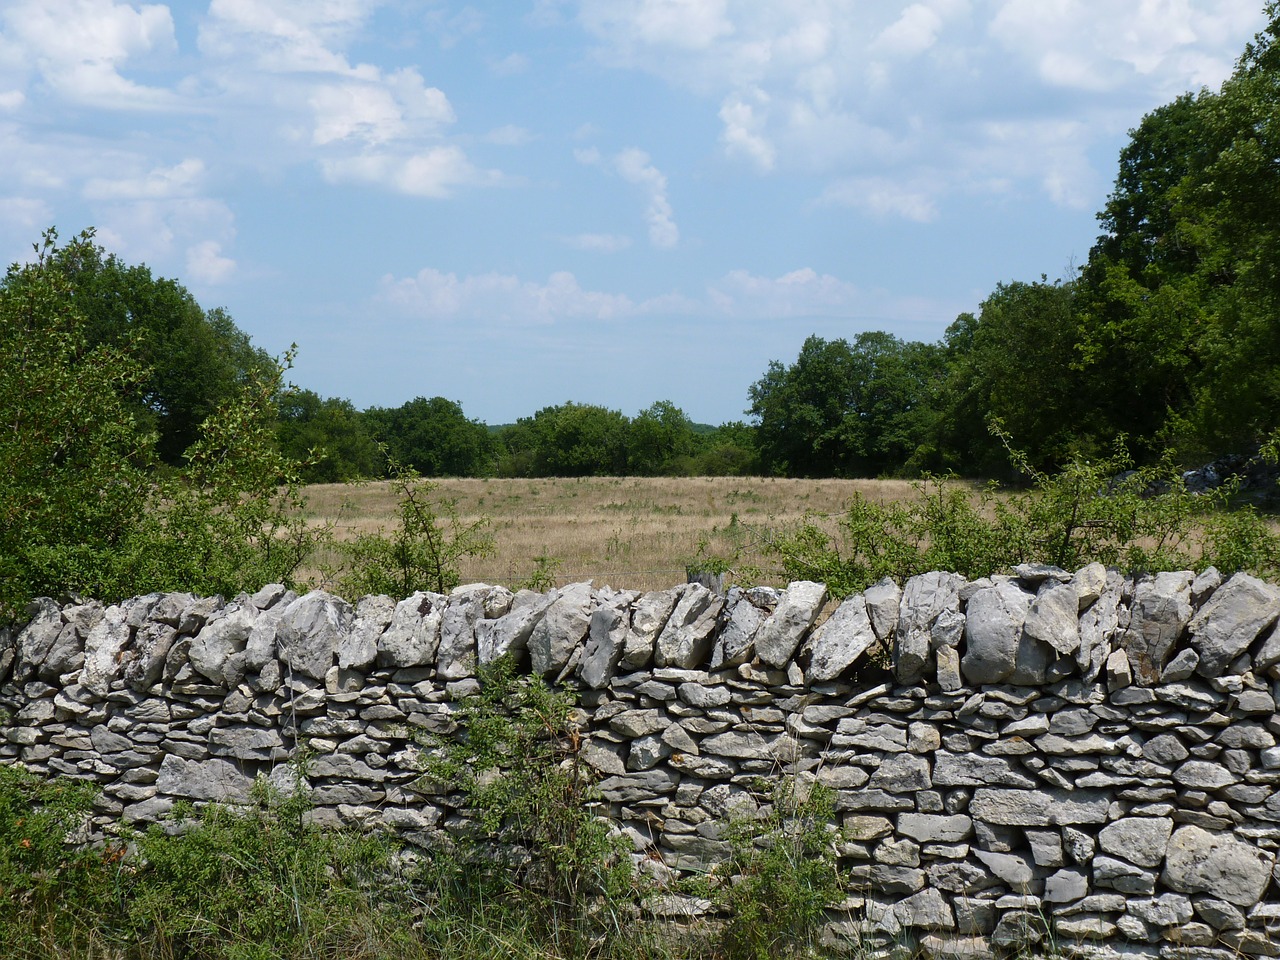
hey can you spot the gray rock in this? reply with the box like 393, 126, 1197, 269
1072, 562, 1108, 610
597, 769, 679, 803
622, 587, 679, 669
1106, 648, 1133, 690
122, 620, 177, 690
973, 849, 1034, 887
1162, 826, 1275, 907
189, 604, 256, 684
1078, 578, 1123, 682
864, 576, 902, 641
1127, 894, 1193, 928
1161, 648, 1200, 682
1093, 855, 1158, 895
1043, 867, 1088, 903
439, 584, 498, 680
340, 594, 395, 670
961, 581, 1034, 685
895, 572, 964, 683
1174, 760, 1236, 790
276, 591, 354, 680
579, 600, 630, 688
1023, 580, 1082, 656
208, 725, 287, 761
1143, 733, 1189, 765
1098, 817, 1173, 868
1254, 619, 1280, 671
1121, 572, 1194, 685
527, 582, 593, 676
1188, 573, 1280, 677
807, 593, 876, 682
477, 590, 553, 666
156, 755, 254, 802
655, 583, 721, 670
711, 586, 778, 669
898, 814, 972, 843
81, 604, 131, 695
755, 580, 827, 668
969, 788, 1109, 825
702, 729, 770, 759
869, 753, 931, 792
895, 888, 955, 929
377, 592, 445, 669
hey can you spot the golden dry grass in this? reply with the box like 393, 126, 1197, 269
297, 475, 928, 594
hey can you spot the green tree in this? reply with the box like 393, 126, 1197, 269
933, 279, 1087, 476
364, 396, 493, 477
627, 399, 698, 475
276, 389, 381, 482
497, 401, 630, 476
747, 332, 941, 477
0, 229, 320, 617
45, 241, 271, 465
0, 230, 156, 614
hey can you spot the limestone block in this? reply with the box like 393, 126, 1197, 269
896, 572, 964, 684
1189, 572, 1280, 677
711, 586, 779, 669
806, 593, 875, 682
1098, 817, 1173, 868
622, 587, 679, 670
654, 583, 721, 670
1121, 571, 1194, 685
439, 584, 498, 680
340, 594, 395, 671
961, 581, 1034, 685
377, 592, 445, 669
477, 590, 554, 666
579, 600, 630, 688
156, 755, 254, 802
755, 580, 827, 669
276, 591, 354, 681
81, 604, 131, 696
969, 788, 1109, 825
1023, 580, 1082, 656
189, 604, 256, 685
1162, 826, 1275, 907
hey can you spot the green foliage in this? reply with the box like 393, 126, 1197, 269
46, 236, 272, 466
0, 229, 324, 617
117, 347, 322, 599
748, 333, 944, 478
0, 765, 117, 950
423, 656, 638, 955
761, 431, 1280, 598
704, 779, 843, 960
276, 388, 383, 482
338, 455, 494, 597
126, 780, 402, 960
516, 551, 563, 592
364, 396, 495, 478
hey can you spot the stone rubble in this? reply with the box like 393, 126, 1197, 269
4, 568, 1280, 959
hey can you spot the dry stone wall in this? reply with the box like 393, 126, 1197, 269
5, 565, 1280, 959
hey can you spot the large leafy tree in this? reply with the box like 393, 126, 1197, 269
1075, 3, 1280, 460
364, 396, 493, 477
497, 402, 630, 477
48, 241, 271, 464
627, 400, 698, 476
276, 389, 382, 482
747, 333, 942, 477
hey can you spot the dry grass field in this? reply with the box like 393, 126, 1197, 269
298, 475, 928, 594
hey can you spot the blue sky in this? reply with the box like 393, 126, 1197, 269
0, 1, 1268, 425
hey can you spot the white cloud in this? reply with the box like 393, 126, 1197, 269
199, 0, 375, 74
563, 232, 631, 252
613, 147, 678, 248
310, 72, 453, 146
0, 90, 24, 112
719, 91, 775, 171
378, 262, 940, 330
83, 158, 205, 201
485, 124, 533, 146
0, 195, 53, 234
821, 177, 939, 222
94, 196, 237, 274
321, 146, 500, 198
186, 239, 236, 284
380, 267, 642, 323
575, 0, 1267, 215
874, 4, 945, 58
1, 0, 177, 109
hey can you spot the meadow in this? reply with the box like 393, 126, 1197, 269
299, 475, 928, 594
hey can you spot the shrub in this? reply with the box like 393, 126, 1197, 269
421, 656, 639, 957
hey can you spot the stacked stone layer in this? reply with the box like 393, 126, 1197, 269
4, 564, 1280, 959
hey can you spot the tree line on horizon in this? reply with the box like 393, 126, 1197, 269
9, 4, 1280, 488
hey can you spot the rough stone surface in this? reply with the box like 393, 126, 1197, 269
755, 580, 827, 669
1188, 573, 1280, 677
1162, 826, 1275, 907
807, 593, 876, 682
961, 581, 1034, 685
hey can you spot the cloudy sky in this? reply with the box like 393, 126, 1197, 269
0, 1, 1268, 424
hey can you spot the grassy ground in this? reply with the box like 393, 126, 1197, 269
298, 475, 930, 594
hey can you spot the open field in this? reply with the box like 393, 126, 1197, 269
298, 475, 934, 594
